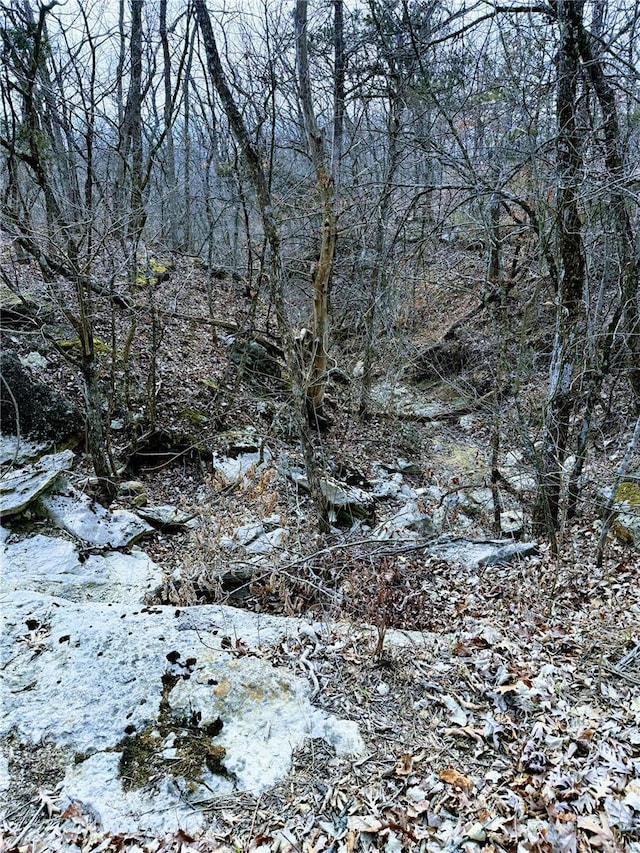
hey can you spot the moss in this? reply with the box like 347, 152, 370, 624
55, 337, 111, 354
134, 256, 174, 287
615, 481, 640, 507
180, 408, 209, 427
117, 672, 228, 792
198, 377, 218, 391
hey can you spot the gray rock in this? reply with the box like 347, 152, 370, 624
0, 434, 49, 466
477, 541, 538, 566
457, 487, 494, 517
0, 449, 74, 517
501, 450, 537, 496
221, 521, 286, 555
0, 351, 82, 441
0, 592, 364, 835
38, 484, 153, 548
1, 534, 162, 603
428, 538, 538, 568
372, 501, 436, 540
137, 504, 197, 529
212, 433, 272, 486
370, 382, 465, 420
245, 528, 286, 554
500, 510, 525, 536
285, 467, 375, 523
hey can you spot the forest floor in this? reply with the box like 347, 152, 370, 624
1, 244, 639, 851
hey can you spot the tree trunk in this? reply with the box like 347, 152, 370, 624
193, 0, 330, 533
532, 0, 586, 537
294, 0, 338, 419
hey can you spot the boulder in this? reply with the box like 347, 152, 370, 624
137, 505, 198, 530
601, 478, 640, 547
0, 434, 49, 466
1, 535, 162, 603
212, 428, 271, 485
372, 501, 436, 540
284, 467, 375, 524
0, 351, 82, 441
38, 483, 153, 548
0, 449, 74, 517
229, 339, 282, 383
427, 538, 538, 568
220, 518, 286, 555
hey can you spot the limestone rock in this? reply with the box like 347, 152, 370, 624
285, 467, 375, 524
372, 501, 436, 540
221, 519, 285, 555
428, 538, 538, 568
0, 449, 74, 517
1, 534, 162, 603
213, 429, 271, 485
0, 434, 49, 466
602, 478, 640, 547
0, 592, 364, 835
38, 484, 153, 547
137, 504, 197, 529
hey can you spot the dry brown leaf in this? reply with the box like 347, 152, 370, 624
439, 766, 474, 793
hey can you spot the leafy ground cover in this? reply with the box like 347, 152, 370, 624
2, 249, 638, 852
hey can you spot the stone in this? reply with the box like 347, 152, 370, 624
1, 534, 162, 603
38, 484, 153, 548
20, 351, 49, 371
221, 521, 286, 555
427, 538, 538, 568
457, 488, 494, 517
501, 450, 537, 496
395, 457, 422, 475
370, 382, 466, 421
212, 429, 271, 485
137, 505, 197, 529
372, 502, 436, 540
0, 287, 48, 327
602, 479, 640, 547
0, 449, 74, 517
501, 509, 525, 536
477, 541, 538, 567
0, 351, 83, 441
0, 434, 49, 466
229, 339, 282, 382
285, 467, 375, 524
0, 592, 364, 835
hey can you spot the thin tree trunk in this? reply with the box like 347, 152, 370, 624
294, 0, 337, 419
193, 0, 330, 532
532, 0, 586, 538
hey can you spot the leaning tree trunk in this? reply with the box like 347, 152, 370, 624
193, 0, 330, 532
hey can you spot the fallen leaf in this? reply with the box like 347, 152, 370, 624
440, 767, 474, 793
346, 816, 383, 833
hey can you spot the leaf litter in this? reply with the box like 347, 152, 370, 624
3, 529, 639, 852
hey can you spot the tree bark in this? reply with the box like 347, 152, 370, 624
294, 0, 338, 419
532, 0, 586, 537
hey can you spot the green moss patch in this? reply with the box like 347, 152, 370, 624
117, 670, 227, 792
615, 481, 640, 507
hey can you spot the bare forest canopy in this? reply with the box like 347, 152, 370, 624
1, 0, 639, 544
